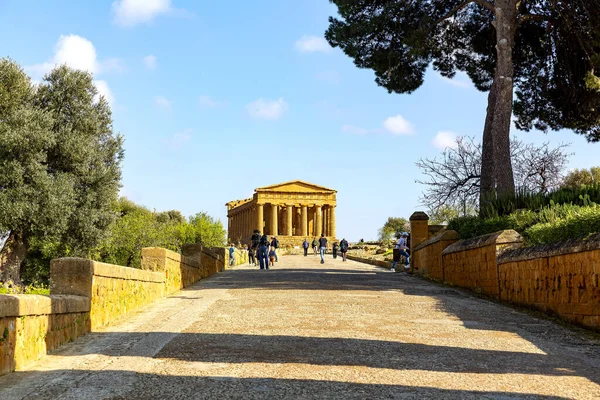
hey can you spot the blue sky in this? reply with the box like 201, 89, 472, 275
1, 0, 598, 241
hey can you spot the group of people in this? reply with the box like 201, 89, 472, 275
246, 230, 280, 270
302, 235, 349, 264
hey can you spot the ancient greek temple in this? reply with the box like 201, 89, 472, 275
226, 180, 337, 245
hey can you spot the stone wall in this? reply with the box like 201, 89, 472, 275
51, 258, 165, 330
0, 244, 231, 376
442, 230, 523, 298
0, 294, 89, 375
412, 230, 460, 281
498, 234, 600, 331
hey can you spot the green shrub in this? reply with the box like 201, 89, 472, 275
525, 205, 600, 244
449, 202, 600, 245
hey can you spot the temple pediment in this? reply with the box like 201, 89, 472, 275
256, 180, 336, 194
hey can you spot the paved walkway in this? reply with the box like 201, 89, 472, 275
1, 255, 600, 399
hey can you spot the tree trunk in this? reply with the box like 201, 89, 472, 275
479, 79, 498, 214
490, 0, 517, 199
0, 231, 28, 284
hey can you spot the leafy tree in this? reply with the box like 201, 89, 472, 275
0, 61, 123, 283
416, 136, 571, 215
181, 212, 227, 248
378, 217, 409, 241
0, 59, 62, 282
562, 167, 600, 188
326, 0, 600, 208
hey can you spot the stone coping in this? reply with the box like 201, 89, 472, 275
142, 247, 201, 269
414, 230, 460, 252
410, 211, 430, 221
498, 233, 600, 264
93, 261, 165, 282
442, 230, 523, 256
0, 294, 89, 318
52, 258, 165, 283
182, 244, 222, 261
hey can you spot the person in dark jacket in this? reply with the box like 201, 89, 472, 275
340, 238, 349, 262
311, 238, 318, 256
318, 234, 328, 264
258, 234, 270, 270
332, 242, 339, 259
302, 238, 309, 256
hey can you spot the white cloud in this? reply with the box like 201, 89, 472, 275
383, 115, 415, 135
245, 98, 288, 120
341, 125, 369, 135
198, 95, 226, 109
167, 128, 192, 149
94, 80, 115, 106
24, 35, 121, 105
438, 71, 471, 89
143, 55, 157, 70
112, 0, 178, 27
432, 131, 459, 150
295, 35, 331, 53
154, 96, 172, 110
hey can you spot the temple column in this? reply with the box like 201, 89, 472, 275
256, 204, 263, 233
301, 205, 308, 237
286, 205, 293, 236
324, 207, 329, 236
228, 215, 232, 242
270, 204, 278, 236
330, 206, 336, 238
315, 205, 323, 237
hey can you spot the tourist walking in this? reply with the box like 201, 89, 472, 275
302, 238, 309, 256
247, 245, 255, 266
270, 236, 279, 262
268, 249, 276, 268
258, 234, 270, 270
340, 238, 349, 262
332, 242, 338, 259
229, 244, 235, 267
312, 238, 319, 256
318, 234, 328, 264
391, 232, 410, 271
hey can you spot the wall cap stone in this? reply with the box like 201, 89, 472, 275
414, 230, 460, 252
498, 233, 600, 264
0, 294, 89, 318
442, 230, 523, 256
410, 211, 430, 221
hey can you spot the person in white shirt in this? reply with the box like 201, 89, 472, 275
391, 232, 410, 271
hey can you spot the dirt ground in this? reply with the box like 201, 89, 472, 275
1, 254, 599, 399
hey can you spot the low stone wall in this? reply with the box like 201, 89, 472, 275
442, 230, 523, 298
0, 294, 89, 375
498, 234, 600, 331
51, 258, 165, 330
0, 244, 231, 377
346, 254, 390, 269
413, 230, 460, 281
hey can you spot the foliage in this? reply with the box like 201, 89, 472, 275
326, 0, 600, 206
377, 217, 409, 241
417, 136, 571, 216
449, 200, 600, 245
0, 285, 49, 295
428, 205, 467, 225
0, 59, 123, 282
562, 167, 600, 188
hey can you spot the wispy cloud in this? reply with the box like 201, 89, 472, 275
432, 131, 459, 150
143, 55, 157, 70
295, 35, 331, 53
154, 95, 172, 110
342, 115, 416, 136
199, 95, 226, 109
246, 98, 288, 120
166, 128, 192, 149
383, 115, 415, 135
112, 0, 191, 27
438, 71, 472, 89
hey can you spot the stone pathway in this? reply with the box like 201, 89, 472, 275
1, 255, 600, 399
